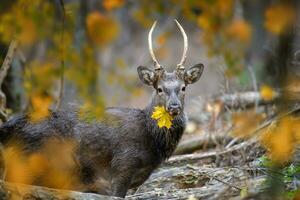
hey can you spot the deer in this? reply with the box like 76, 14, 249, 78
0, 20, 204, 198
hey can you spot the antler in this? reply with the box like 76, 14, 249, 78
148, 21, 162, 70
175, 19, 188, 70
148, 20, 188, 72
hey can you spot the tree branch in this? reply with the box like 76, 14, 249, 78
56, 0, 66, 110
0, 40, 18, 86
0, 40, 19, 122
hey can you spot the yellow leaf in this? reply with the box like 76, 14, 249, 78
86, 12, 119, 46
151, 106, 173, 129
216, 0, 233, 15
156, 32, 170, 46
260, 117, 295, 163
260, 85, 276, 101
197, 15, 211, 31
3, 138, 78, 191
264, 4, 295, 35
231, 111, 265, 138
29, 95, 52, 122
226, 19, 252, 43
103, 0, 124, 11
19, 18, 37, 45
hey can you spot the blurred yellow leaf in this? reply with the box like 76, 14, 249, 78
40, 138, 78, 189
4, 138, 78, 191
103, 0, 124, 11
264, 4, 295, 35
19, 18, 37, 45
226, 20, 252, 43
197, 15, 211, 31
216, 0, 233, 15
86, 12, 119, 46
157, 32, 170, 46
260, 85, 276, 101
4, 146, 32, 184
29, 95, 52, 122
157, 46, 169, 61
132, 9, 153, 27
261, 117, 295, 163
231, 111, 265, 138
79, 99, 105, 121
151, 106, 173, 129
25, 62, 58, 94
27, 153, 48, 176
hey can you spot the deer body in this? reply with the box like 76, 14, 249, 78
0, 20, 204, 198
0, 90, 186, 197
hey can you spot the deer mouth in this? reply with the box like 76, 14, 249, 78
168, 109, 181, 117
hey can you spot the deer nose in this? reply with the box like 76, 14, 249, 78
168, 104, 181, 116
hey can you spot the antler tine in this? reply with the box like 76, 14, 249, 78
175, 19, 188, 70
148, 21, 162, 70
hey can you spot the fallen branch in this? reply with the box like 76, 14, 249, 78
174, 133, 232, 155
167, 139, 256, 166
0, 181, 121, 200
214, 91, 279, 109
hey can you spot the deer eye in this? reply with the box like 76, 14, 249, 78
181, 86, 186, 92
157, 87, 163, 94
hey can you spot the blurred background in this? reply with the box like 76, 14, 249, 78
1, 0, 300, 198
1, 0, 296, 117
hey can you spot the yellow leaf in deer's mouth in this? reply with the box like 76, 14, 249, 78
151, 106, 173, 129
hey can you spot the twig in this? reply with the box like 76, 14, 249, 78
225, 137, 239, 149
251, 104, 300, 136
56, 0, 66, 110
0, 40, 18, 86
0, 110, 7, 123
226, 104, 300, 149
247, 64, 258, 110
0, 40, 19, 122
207, 174, 241, 190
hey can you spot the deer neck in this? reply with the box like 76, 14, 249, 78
143, 93, 187, 160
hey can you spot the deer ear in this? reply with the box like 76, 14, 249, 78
184, 63, 204, 84
137, 66, 157, 86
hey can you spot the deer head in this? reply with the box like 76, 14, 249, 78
137, 20, 204, 117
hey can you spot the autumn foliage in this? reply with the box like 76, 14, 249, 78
0, 0, 299, 198
4, 138, 78, 190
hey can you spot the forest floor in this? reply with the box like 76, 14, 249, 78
0, 133, 265, 200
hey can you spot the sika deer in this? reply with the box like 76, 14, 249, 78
0, 20, 204, 198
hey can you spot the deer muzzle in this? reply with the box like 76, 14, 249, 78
167, 103, 182, 116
